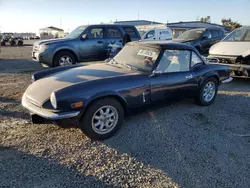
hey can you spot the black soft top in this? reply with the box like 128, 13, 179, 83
128, 40, 197, 51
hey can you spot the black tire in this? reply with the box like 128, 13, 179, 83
195, 77, 218, 106
234, 71, 243, 76
53, 51, 77, 67
80, 98, 124, 140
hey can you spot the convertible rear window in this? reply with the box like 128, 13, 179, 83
114, 45, 160, 72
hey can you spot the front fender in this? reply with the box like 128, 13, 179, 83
82, 91, 128, 115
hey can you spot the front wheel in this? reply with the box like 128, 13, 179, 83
195, 77, 218, 106
53, 51, 77, 67
80, 98, 124, 140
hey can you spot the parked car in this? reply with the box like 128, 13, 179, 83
23, 41, 232, 140
173, 28, 225, 54
32, 24, 141, 67
141, 28, 172, 41
208, 26, 250, 77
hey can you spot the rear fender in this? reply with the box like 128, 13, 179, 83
198, 72, 220, 86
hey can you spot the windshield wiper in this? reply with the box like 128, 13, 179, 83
121, 62, 132, 69
108, 58, 132, 70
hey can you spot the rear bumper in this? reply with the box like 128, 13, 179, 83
22, 95, 80, 120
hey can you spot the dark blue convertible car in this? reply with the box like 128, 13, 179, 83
22, 41, 232, 140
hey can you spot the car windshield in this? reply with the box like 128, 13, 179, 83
113, 45, 160, 72
178, 30, 204, 40
65, 26, 87, 39
223, 28, 250, 41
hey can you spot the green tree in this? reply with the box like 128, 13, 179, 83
200, 16, 211, 23
221, 18, 242, 29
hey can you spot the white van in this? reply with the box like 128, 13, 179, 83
141, 28, 172, 41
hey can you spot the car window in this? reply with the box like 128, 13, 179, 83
211, 30, 219, 38
88, 27, 104, 39
113, 45, 160, 72
145, 30, 155, 39
203, 30, 212, 39
177, 30, 204, 40
243, 30, 250, 41
123, 27, 139, 38
107, 27, 122, 38
223, 29, 247, 41
219, 30, 225, 37
156, 50, 190, 73
191, 52, 203, 67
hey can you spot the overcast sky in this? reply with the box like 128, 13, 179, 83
0, 0, 250, 33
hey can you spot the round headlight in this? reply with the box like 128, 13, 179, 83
50, 92, 57, 109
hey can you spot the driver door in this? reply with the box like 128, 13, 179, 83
200, 30, 212, 51
150, 50, 198, 105
79, 26, 106, 61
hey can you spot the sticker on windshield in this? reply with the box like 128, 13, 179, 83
137, 50, 156, 58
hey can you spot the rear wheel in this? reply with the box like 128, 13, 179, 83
195, 77, 218, 106
53, 51, 77, 67
80, 98, 124, 140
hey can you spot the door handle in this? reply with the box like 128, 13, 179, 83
97, 41, 103, 44
186, 75, 193, 79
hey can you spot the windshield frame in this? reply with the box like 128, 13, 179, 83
177, 29, 204, 41
222, 28, 250, 42
113, 44, 161, 73
64, 25, 88, 39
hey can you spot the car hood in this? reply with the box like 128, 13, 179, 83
34, 38, 72, 46
209, 41, 250, 57
24, 63, 134, 106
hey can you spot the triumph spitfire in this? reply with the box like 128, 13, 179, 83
22, 41, 232, 140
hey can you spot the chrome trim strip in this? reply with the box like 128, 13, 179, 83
221, 77, 233, 84
22, 95, 80, 120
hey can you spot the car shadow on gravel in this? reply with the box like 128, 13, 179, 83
103, 96, 250, 188
0, 146, 114, 188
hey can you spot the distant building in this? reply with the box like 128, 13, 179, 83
167, 21, 232, 38
114, 20, 163, 26
39, 26, 64, 40
114, 20, 232, 38
114, 20, 166, 36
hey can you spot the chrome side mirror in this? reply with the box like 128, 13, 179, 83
151, 70, 163, 77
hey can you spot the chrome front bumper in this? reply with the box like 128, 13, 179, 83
22, 95, 80, 120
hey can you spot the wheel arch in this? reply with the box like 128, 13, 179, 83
53, 49, 79, 67
199, 73, 220, 87
80, 92, 128, 119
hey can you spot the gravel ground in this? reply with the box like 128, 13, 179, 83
0, 47, 250, 188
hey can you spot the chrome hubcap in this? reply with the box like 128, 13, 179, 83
59, 56, 72, 66
203, 81, 216, 102
92, 105, 118, 135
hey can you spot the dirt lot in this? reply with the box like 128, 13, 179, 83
0, 46, 250, 188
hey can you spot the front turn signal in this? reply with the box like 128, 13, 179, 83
71, 102, 83, 108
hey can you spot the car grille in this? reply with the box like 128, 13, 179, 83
217, 57, 237, 64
